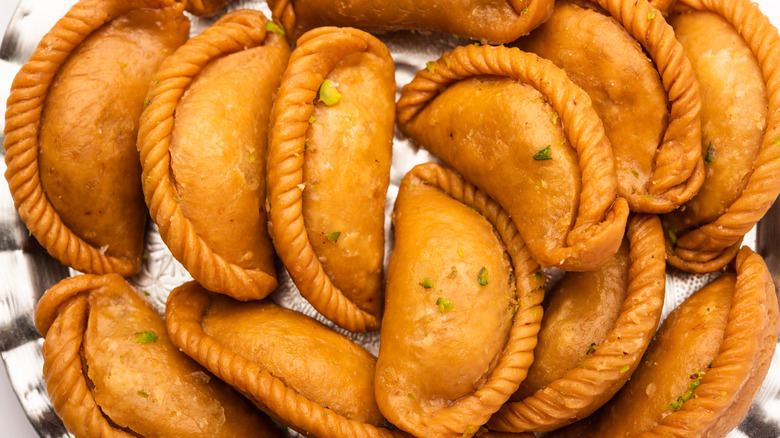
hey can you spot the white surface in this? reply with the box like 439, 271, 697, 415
0, 0, 779, 437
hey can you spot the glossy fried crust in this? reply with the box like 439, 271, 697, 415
3, 0, 189, 276
268, 0, 554, 44
376, 163, 544, 438
554, 247, 778, 438
34, 274, 279, 438
517, 0, 704, 213
183, 0, 231, 16
663, 0, 780, 273
489, 215, 665, 432
165, 282, 406, 438
267, 27, 395, 332
397, 44, 629, 272
138, 10, 286, 301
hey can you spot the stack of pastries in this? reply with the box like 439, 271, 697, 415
3, 0, 779, 436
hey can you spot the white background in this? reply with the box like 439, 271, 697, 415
1, 0, 779, 436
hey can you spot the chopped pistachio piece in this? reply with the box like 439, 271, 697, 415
265, 20, 286, 37
533, 145, 552, 161
704, 142, 715, 164
134, 331, 158, 344
477, 267, 489, 286
420, 277, 434, 289
319, 79, 342, 106
326, 231, 341, 243
436, 297, 454, 312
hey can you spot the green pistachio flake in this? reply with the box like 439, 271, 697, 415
308, 115, 316, 124
142, 291, 150, 296
144, 98, 151, 109
134, 331, 158, 344
522, 7, 529, 14
619, 365, 630, 374
420, 277, 434, 289
407, 393, 415, 399
533, 145, 552, 161
265, 20, 286, 37
445, 57, 452, 69
774, 136, 780, 146
426, 61, 436, 74
326, 231, 341, 243
647, 10, 656, 20
117, 61, 127, 68
669, 371, 704, 411
552, 113, 559, 124
477, 267, 489, 286
534, 271, 543, 282
249, 154, 255, 163
319, 79, 342, 106
587, 343, 597, 354
137, 390, 150, 398
704, 142, 715, 164
630, 169, 639, 177
448, 268, 458, 279
667, 225, 677, 244
436, 297, 454, 312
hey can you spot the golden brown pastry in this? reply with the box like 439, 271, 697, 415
3, 0, 189, 276
267, 0, 554, 44
138, 10, 288, 300
34, 274, 281, 438
376, 163, 545, 438
553, 247, 779, 438
516, 0, 704, 213
182, 0, 231, 16
267, 27, 395, 332
397, 44, 630, 272
662, 0, 780, 273
165, 281, 407, 438
488, 214, 666, 432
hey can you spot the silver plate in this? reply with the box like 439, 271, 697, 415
1, 1, 779, 437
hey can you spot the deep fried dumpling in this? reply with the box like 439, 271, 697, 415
3, 0, 189, 276
165, 282, 405, 438
34, 274, 281, 438
553, 247, 778, 438
182, 0, 231, 16
138, 10, 288, 300
397, 44, 629, 272
662, 0, 780, 273
376, 163, 544, 438
267, 0, 554, 44
489, 214, 665, 432
267, 27, 395, 331
516, 0, 704, 213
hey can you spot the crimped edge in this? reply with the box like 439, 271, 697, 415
667, 0, 780, 273
1, 0, 180, 276
35, 274, 134, 438
639, 247, 772, 437
388, 163, 545, 437
164, 281, 406, 438
487, 214, 666, 432
267, 27, 393, 332
396, 44, 629, 271
137, 9, 279, 301
267, 0, 297, 42
590, 0, 704, 213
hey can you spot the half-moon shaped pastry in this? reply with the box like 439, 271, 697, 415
138, 10, 288, 300
488, 214, 666, 433
376, 163, 545, 438
661, 0, 780, 273
182, 0, 231, 16
267, 27, 395, 331
3, 0, 189, 276
34, 274, 281, 438
267, 0, 554, 44
553, 246, 779, 438
397, 44, 630, 272
165, 281, 407, 438
515, 0, 704, 213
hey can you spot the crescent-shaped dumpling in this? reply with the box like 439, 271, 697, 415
138, 10, 289, 300
3, 0, 189, 276
397, 44, 630, 272
375, 163, 544, 438
164, 282, 406, 438
552, 247, 778, 438
488, 214, 666, 432
662, 0, 780, 273
34, 274, 280, 438
515, 0, 704, 213
267, 0, 554, 44
267, 27, 395, 332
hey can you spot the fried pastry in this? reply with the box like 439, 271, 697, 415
397, 44, 630, 271
375, 163, 545, 438
516, 0, 704, 213
553, 247, 779, 438
3, 0, 189, 276
267, 0, 554, 44
34, 274, 281, 438
488, 214, 666, 432
182, 0, 231, 16
662, 0, 780, 273
138, 10, 288, 300
267, 27, 394, 331
165, 281, 406, 438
